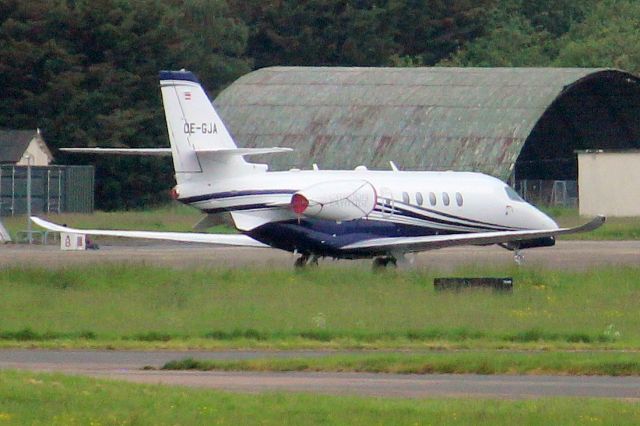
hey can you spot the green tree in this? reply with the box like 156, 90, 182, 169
230, 0, 494, 68
230, 0, 398, 67
443, 15, 557, 67
386, 0, 495, 66
440, 0, 596, 67
553, 0, 640, 74
0, 0, 251, 210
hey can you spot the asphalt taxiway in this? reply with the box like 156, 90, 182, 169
1, 349, 639, 399
0, 240, 638, 270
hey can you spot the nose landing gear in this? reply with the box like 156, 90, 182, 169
499, 243, 525, 266
513, 250, 525, 265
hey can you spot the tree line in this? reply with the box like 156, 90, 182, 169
1, 0, 638, 209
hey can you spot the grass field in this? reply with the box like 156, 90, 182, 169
162, 351, 640, 376
6, 204, 640, 241
0, 264, 638, 350
0, 370, 638, 425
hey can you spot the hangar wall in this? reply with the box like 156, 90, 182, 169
578, 151, 640, 217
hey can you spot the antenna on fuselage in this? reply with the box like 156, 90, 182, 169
389, 161, 399, 172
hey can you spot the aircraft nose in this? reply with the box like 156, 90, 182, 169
533, 208, 559, 230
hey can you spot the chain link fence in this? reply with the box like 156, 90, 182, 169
515, 179, 577, 208
0, 165, 94, 216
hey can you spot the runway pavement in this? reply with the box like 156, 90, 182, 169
1, 349, 639, 399
0, 240, 638, 270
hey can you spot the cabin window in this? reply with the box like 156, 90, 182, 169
505, 186, 525, 202
402, 192, 410, 204
442, 192, 450, 206
416, 192, 423, 206
455, 192, 463, 206
429, 192, 437, 206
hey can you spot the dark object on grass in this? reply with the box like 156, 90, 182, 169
434, 277, 513, 292
85, 236, 99, 250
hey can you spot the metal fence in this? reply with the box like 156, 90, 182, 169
515, 179, 578, 208
0, 165, 94, 216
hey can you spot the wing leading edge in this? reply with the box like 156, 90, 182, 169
341, 216, 606, 252
30, 217, 268, 248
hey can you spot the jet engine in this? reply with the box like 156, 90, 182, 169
290, 180, 377, 222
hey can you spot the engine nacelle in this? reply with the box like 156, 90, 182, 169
291, 180, 376, 222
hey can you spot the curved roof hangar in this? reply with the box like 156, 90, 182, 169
214, 67, 640, 180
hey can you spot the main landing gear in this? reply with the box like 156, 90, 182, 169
294, 254, 319, 269
372, 256, 397, 270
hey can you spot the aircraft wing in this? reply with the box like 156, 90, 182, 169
195, 147, 293, 156
60, 147, 292, 157
30, 217, 269, 247
60, 148, 172, 156
341, 216, 605, 253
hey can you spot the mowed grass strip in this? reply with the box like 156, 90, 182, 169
162, 351, 640, 376
0, 264, 638, 349
0, 370, 638, 425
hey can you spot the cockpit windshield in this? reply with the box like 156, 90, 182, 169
504, 186, 525, 202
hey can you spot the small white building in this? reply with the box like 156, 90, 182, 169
0, 129, 53, 166
577, 150, 640, 217
0, 129, 94, 216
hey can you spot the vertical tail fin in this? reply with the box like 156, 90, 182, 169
159, 70, 291, 188
159, 70, 247, 180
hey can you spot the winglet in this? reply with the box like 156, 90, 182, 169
31, 216, 70, 233
562, 215, 605, 234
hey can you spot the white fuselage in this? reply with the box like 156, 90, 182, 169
177, 169, 558, 235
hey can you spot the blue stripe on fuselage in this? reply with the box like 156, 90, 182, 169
385, 203, 518, 231
180, 189, 296, 204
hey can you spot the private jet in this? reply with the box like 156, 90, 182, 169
32, 70, 605, 268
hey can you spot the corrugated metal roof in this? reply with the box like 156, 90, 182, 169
214, 67, 612, 179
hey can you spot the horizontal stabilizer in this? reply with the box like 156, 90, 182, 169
61, 148, 172, 156
195, 147, 293, 156
31, 217, 268, 247
341, 216, 606, 252
60, 147, 293, 156
60, 147, 291, 157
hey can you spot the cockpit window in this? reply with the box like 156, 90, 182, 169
505, 186, 525, 202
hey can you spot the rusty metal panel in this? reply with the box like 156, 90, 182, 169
215, 67, 612, 180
